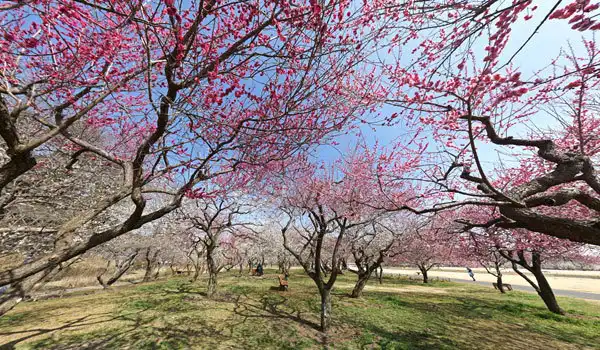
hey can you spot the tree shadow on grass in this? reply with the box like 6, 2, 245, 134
231, 293, 319, 331
0, 307, 153, 350
227, 291, 329, 349
342, 290, 599, 349
1, 306, 234, 350
5, 276, 597, 349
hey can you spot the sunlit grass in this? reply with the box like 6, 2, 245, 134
1, 270, 599, 349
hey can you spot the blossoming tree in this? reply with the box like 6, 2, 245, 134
0, 0, 382, 314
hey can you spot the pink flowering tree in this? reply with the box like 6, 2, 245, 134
275, 140, 422, 331
346, 214, 417, 297
378, 1, 600, 246
458, 226, 510, 293
391, 215, 458, 284
494, 228, 588, 315
0, 0, 384, 314
278, 170, 370, 332
460, 203, 587, 314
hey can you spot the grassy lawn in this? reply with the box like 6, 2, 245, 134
1, 270, 599, 349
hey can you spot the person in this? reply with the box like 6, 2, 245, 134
466, 267, 476, 281
256, 263, 263, 276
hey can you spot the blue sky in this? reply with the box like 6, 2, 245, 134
313, 1, 593, 172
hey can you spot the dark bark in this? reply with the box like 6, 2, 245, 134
351, 273, 370, 298
206, 246, 217, 297
281, 210, 351, 332
152, 262, 162, 280
320, 288, 332, 332
0, 4, 261, 290
207, 270, 217, 297
496, 275, 505, 294
511, 262, 539, 291
0, 268, 56, 316
458, 114, 600, 246
494, 261, 505, 293
350, 261, 384, 298
142, 248, 160, 282
0, 95, 37, 191
503, 250, 564, 315
418, 265, 429, 283
0, 153, 36, 191
97, 250, 138, 288
532, 264, 564, 315
191, 266, 200, 282
0, 189, 182, 288
0, 257, 79, 316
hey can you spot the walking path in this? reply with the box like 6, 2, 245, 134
382, 268, 600, 301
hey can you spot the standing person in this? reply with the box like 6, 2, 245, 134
466, 267, 476, 281
256, 263, 263, 276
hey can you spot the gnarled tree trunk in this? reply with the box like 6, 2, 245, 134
0, 256, 81, 316
496, 274, 505, 294
206, 245, 218, 297
142, 248, 160, 282
97, 250, 138, 289
532, 265, 563, 315
494, 261, 505, 294
351, 272, 370, 298
0, 267, 55, 316
418, 264, 429, 283
505, 250, 564, 315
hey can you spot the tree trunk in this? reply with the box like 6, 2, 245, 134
192, 266, 200, 282
0, 267, 57, 316
97, 253, 137, 289
207, 270, 217, 297
142, 248, 159, 282
0, 153, 36, 192
320, 288, 332, 332
206, 248, 218, 297
152, 263, 161, 280
378, 265, 383, 284
419, 265, 428, 283
496, 275, 505, 294
494, 261, 505, 293
511, 262, 538, 291
96, 261, 112, 289
107, 263, 133, 286
532, 268, 564, 315
509, 252, 564, 315
351, 273, 369, 298
142, 263, 153, 282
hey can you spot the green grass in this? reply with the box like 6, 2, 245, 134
1, 270, 599, 349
